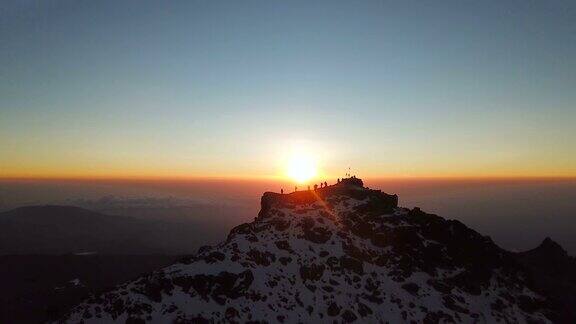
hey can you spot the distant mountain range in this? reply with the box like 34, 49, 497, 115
56, 178, 576, 323
0, 205, 227, 255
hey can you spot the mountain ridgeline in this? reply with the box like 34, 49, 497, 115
0, 204, 238, 255
58, 178, 573, 323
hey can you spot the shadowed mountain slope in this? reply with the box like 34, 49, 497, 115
0, 254, 177, 324
0, 206, 209, 255
515, 237, 576, 323
59, 178, 564, 323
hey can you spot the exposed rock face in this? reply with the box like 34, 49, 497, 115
516, 237, 576, 323
59, 179, 556, 323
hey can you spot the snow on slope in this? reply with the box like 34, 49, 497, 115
59, 178, 554, 323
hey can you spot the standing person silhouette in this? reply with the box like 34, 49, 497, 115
294, 186, 297, 192
314, 184, 318, 191
324, 181, 328, 187
308, 185, 310, 191
281, 189, 283, 194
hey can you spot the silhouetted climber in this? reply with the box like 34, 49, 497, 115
337, 178, 340, 183
320, 183, 323, 188
324, 181, 327, 187
308, 185, 310, 191
314, 184, 318, 191
281, 189, 284, 194
294, 186, 297, 192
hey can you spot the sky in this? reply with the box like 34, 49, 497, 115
1, 0, 575, 180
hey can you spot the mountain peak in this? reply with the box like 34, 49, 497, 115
527, 236, 569, 260
258, 177, 398, 221
59, 181, 556, 323
539, 237, 565, 251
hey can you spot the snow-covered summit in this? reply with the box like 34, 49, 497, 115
59, 178, 555, 323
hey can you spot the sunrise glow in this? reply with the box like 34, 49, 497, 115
286, 154, 318, 183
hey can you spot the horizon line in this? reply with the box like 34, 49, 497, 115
1, 174, 576, 182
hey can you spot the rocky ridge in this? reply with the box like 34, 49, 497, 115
59, 178, 557, 323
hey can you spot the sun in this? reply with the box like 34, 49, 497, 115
286, 154, 318, 183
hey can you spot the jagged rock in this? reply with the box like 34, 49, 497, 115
327, 302, 341, 316
58, 178, 558, 323
515, 237, 576, 322
299, 264, 325, 281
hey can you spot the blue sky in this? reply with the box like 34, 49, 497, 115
1, 0, 575, 178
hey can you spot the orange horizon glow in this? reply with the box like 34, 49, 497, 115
3, 132, 576, 184
1, 172, 575, 183
3, 152, 575, 182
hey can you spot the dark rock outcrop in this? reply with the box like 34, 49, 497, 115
58, 178, 562, 323
516, 237, 576, 322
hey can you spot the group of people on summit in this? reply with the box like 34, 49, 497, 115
280, 176, 356, 194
